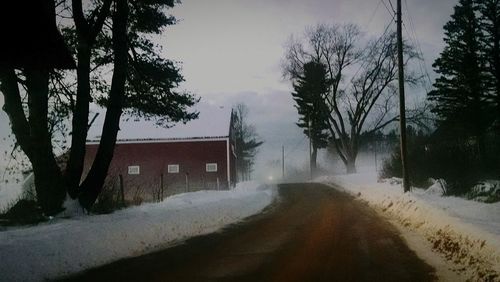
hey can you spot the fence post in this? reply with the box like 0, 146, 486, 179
160, 173, 164, 201
119, 174, 125, 205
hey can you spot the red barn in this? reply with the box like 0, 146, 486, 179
83, 105, 237, 203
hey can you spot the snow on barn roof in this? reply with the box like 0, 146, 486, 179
87, 102, 232, 143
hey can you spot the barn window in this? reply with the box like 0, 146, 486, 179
168, 164, 179, 173
128, 165, 140, 175
206, 163, 217, 172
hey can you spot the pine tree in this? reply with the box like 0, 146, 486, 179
291, 61, 330, 172
428, 0, 489, 141
0, 0, 198, 213
478, 0, 500, 128
72, 1, 199, 208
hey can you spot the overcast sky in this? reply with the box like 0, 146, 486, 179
160, 0, 459, 178
0, 0, 459, 179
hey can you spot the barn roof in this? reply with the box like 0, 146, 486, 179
87, 102, 233, 143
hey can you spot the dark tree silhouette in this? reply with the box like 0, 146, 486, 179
233, 104, 263, 181
478, 0, 500, 128
0, 1, 75, 69
291, 61, 330, 174
283, 24, 419, 173
0, 0, 198, 214
428, 0, 490, 154
0, 0, 75, 215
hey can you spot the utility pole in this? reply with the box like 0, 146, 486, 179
308, 119, 313, 180
282, 145, 285, 179
397, 0, 411, 192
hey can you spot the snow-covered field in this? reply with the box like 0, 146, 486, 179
317, 173, 500, 281
0, 181, 276, 282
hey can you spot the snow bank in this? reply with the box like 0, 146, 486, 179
424, 178, 447, 196
0, 170, 25, 212
0, 181, 276, 281
0, 183, 22, 212
317, 173, 500, 281
468, 180, 500, 203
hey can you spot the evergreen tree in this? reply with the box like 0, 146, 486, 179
478, 0, 500, 128
291, 61, 330, 173
0, 0, 198, 213
428, 0, 489, 144
70, 0, 199, 209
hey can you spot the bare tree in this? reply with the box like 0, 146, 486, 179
233, 103, 263, 181
283, 24, 419, 173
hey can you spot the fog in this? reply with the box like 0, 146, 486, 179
259, 147, 393, 184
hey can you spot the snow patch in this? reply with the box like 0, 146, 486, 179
317, 173, 500, 281
425, 178, 447, 197
468, 180, 500, 203
58, 197, 86, 218
0, 183, 22, 212
87, 102, 232, 141
0, 181, 276, 281
0, 170, 25, 212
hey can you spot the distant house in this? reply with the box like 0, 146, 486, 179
83, 105, 237, 203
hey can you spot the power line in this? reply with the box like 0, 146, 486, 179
403, 0, 434, 92
387, 0, 397, 15
381, 0, 395, 17
364, 0, 383, 31
283, 135, 308, 161
349, 11, 396, 85
403, 21, 431, 93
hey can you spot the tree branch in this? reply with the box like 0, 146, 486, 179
0, 68, 33, 156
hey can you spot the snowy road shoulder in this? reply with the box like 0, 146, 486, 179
0, 181, 276, 282
317, 173, 500, 281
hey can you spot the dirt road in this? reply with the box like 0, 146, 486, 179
63, 183, 435, 282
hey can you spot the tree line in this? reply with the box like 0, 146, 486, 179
284, 0, 499, 195
429, 0, 500, 145
411, 0, 500, 193
0, 0, 198, 215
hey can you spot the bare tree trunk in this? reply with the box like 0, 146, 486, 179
30, 156, 65, 215
65, 46, 91, 198
0, 68, 33, 162
343, 142, 358, 174
27, 70, 67, 214
78, 0, 128, 210
1, 68, 66, 215
311, 146, 318, 176
345, 157, 357, 174
65, 0, 112, 198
